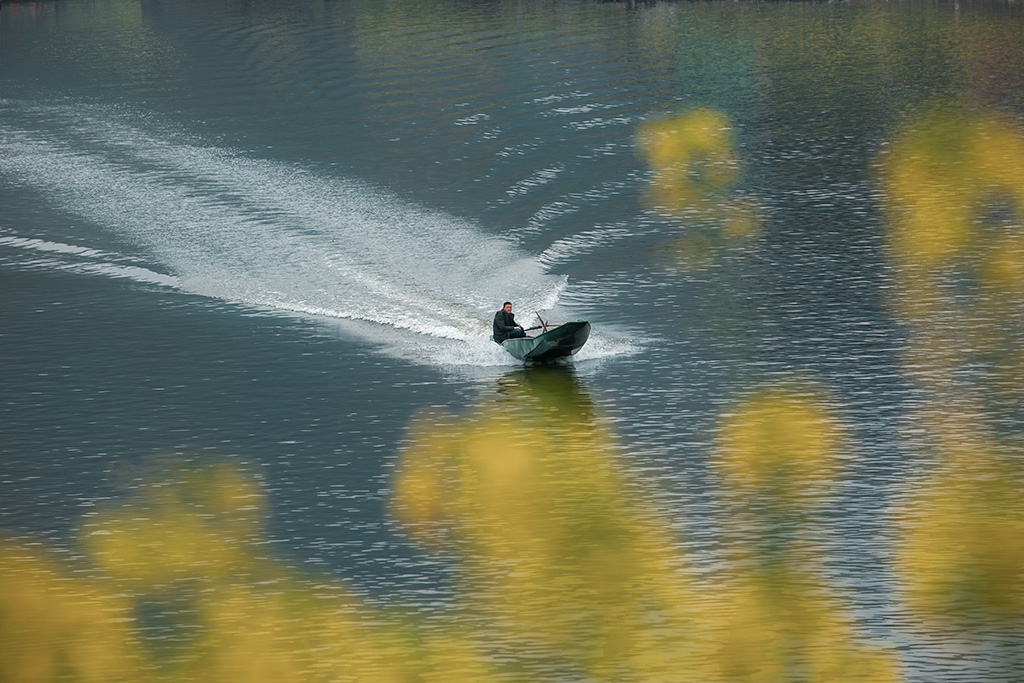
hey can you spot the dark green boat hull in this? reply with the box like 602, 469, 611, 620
501, 321, 591, 361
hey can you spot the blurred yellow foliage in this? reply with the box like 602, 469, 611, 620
394, 369, 709, 681
879, 105, 1024, 307
708, 572, 902, 683
189, 581, 419, 683
637, 108, 740, 214
0, 542, 143, 683
717, 387, 840, 512
897, 444, 1024, 627
879, 101, 1024, 657
81, 462, 265, 586
706, 388, 901, 683
0, 367, 915, 682
878, 103, 1024, 431
2, 460, 504, 683
394, 370, 903, 683
636, 109, 760, 270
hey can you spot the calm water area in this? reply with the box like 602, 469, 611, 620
3, 1, 1024, 681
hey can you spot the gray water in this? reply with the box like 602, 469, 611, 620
3, 1, 1024, 681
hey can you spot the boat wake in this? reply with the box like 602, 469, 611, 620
0, 232, 179, 288
0, 98, 575, 359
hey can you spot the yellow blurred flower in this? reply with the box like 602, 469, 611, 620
879, 105, 1024, 302
80, 462, 266, 587
637, 109, 761, 270
0, 369, 912, 683
393, 369, 710, 681
0, 541, 143, 683
716, 386, 841, 512
707, 571, 902, 683
703, 386, 902, 682
637, 108, 740, 214
190, 580, 422, 683
897, 446, 1024, 626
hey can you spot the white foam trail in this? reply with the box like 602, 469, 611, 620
0, 233, 180, 287
0, 234, 112, 259
538, 223, 635, 267
0, 100, 566, 345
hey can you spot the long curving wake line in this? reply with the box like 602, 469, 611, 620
0, 98, 566, 346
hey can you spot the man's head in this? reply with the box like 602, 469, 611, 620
503, 302, 513, 313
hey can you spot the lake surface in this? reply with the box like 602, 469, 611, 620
3, 1, 1024, 681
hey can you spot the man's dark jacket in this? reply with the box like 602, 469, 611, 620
493, 309, 522, 344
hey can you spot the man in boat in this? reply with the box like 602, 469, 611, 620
493, 302, 527, 344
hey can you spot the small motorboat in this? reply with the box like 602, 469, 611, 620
500, 320, 591, 361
